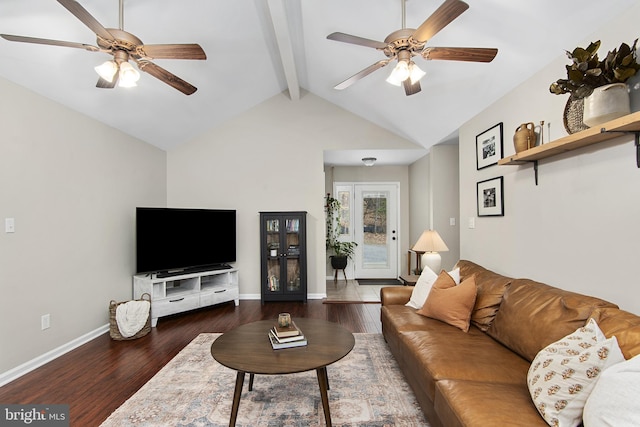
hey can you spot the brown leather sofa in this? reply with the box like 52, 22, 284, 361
380, 260, 640, 427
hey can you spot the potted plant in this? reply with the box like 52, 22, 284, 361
324, 193, 357, 270
550, 39, 640, 130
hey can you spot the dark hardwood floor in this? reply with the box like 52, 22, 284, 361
0, 300, 382, 426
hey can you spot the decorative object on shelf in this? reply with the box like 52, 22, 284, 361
324, 194, 357, 269
412, 230, 449, 274
563, 96, 590, 134
361, 157, 377, 166
513, 122, 537, 153
476, 122, 504, 169
550, 39, 640, 132
583, 83, 631, 126
477, 176, 504, 217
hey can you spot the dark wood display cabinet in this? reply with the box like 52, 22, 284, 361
260, 211, 307, 302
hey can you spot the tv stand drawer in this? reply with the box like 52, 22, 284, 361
153, 294, 199, 318
200, 287, 239, 306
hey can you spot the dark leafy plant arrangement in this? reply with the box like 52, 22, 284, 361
549, 39, 640, 99
324, 193, 357, 260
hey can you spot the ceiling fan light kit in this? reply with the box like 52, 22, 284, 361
327, 0, 498, 96
1, 0, 206, 95
94, 60, 118, 83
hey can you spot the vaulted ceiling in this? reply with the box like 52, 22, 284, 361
0, 0, 636, 164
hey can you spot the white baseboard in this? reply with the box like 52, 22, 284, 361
0, 324, 110, 387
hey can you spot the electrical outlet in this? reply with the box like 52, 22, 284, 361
41, 314, 50, 330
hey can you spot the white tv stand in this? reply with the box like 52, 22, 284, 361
133, 268, 239, 327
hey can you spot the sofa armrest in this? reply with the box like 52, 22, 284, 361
380, 286, 413, 306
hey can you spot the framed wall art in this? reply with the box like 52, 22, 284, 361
476, 122, 503, 170
477, 176, 504, 217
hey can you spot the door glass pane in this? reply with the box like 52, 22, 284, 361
266, 219, 281, 292
362, 192, 389, 268
337, 190, 351, 235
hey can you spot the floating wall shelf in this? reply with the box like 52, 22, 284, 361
498, 111, 640, 184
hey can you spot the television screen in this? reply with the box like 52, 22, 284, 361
136, 207, 236, 275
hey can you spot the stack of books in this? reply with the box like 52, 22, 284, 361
268, 321, 307, 349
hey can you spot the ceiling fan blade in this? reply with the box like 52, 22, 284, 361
411, 0, 469, 43
403, 79, 421, 96
137, 60, 197, 95
334, 59, 390, 90
96, 75, 117, 89
57, 0, 115, 41
137, 44, 207, 60
1, 34, 99, 52
422, 47, 498, 62
327, 32, 387, 50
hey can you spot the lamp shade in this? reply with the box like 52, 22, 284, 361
412, 230, 449, 253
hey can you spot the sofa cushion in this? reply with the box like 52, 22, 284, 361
590, 307, 640, 359
435, 380, 548, 427
397, 326, 530, 402
418, 273, 477, 332
487, 279, 617, 361
583, 354, 640, 426
527, 318, 625, 427
455, 260, 512, 331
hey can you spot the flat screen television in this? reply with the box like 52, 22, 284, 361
136, 207, 236, 276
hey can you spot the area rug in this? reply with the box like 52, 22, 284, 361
100, 333, 428, 426
357, 278, 403, 286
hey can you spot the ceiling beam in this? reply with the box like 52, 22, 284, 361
267, 0, 300, 101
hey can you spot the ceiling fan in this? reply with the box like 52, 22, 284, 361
1, 0, 206, 95
327, 0, 498, 96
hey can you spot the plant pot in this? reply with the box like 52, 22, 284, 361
583, 83, 631, 127
330, 255, 348, 270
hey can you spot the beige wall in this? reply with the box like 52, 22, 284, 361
167, 91, 421, 298
0, 78, 166, 374
459, 4, 640, 314
408, 154, 430, 274
430, 145, 460, 271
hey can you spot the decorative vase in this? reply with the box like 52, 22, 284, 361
563, 96, 589, 134
513, 122, 537, 153
583, 83, 630, 127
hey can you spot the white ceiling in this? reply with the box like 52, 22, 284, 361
0, 0, 637, 165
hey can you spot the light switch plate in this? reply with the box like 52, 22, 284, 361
5, 218, 15, 233
468, 217, 475, 229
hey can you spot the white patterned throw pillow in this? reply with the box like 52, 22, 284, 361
527, 318, 625, 427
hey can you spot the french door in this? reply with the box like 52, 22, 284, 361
353, 184, 399, 279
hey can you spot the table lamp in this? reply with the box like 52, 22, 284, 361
412, 230, 449, 274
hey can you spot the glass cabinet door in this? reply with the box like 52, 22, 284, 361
265, 218, 281, 293
284, 217, 302, 292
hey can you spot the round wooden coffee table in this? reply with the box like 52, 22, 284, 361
210, 318, 355, 427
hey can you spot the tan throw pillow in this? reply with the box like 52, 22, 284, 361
417, 272, 477, 332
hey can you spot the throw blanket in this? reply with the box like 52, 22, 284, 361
116, 300, 150, 338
